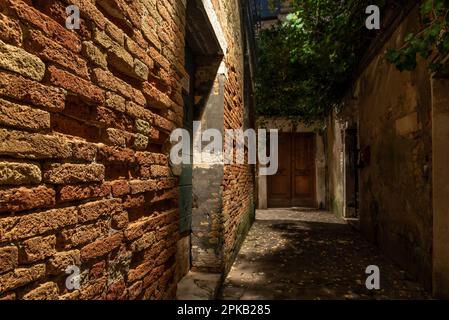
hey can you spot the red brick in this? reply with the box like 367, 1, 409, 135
129, 179, 157, 194
94, 106, 133, 131
89, 261, 106, 279
79, 276, 107, 300
135, 152, 167, 166
20, 235, 56, 263
43, 163, 105, 184
149, 47, 170, 71
125, 101, 155, 123
142, 82, 172, 109
0, 185, 55, 213
8, 0, 81, 52
78, 198, 123, 223
0, 206, 78, 242
142, 265, 164, 289
0, 98, 50, 131
22, 282, 59, 300
47, 250, 80, 275
127, 260, 154, 283
47, 66, 105, 104
111, 210, 129, 229
0, 13, 22, 45
127, 280, 143, 299
0, 72, 65, 112
103, 128, 134, 147
0, 292, 16, 300
0, 246, 18, 274
57, 183, 110, 203
111, 180, 130, 197
122, 194, 146, 209
105, 279, 126, 300
152, 113, 174, 132
124, 216, 160, 241
92, 68, 145, 105
0, 264, 45, 292
60, 220, 109, 249
0, 129, 72, 159
51, 115, 102, 142
150, 165, 171, 178
69, 141, 98, 162
25, 30, 89, 79
98, 145, 136, 164
70, 0, 107, 30
80, 232, 123, 262
125, 37, 154, 70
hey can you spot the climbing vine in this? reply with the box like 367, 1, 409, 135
387, 0, 449, 73
256, 0, 386, 122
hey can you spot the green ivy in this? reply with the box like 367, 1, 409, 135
387, 0, 449, 73
256, 0, 386, 122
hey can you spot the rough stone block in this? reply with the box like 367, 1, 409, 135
43, 163, 105, 184
78, 198, 123, 223
0, 185, 55, 213
0, 246, 18, 274
0, 40, 45, 81
80, 232, 123, 262
22, 281, 59, 300
0, 160, 41, 185
0, 72, 65, 112
0, 13, 22, 46
0, 129, 72, 159
47, 66, 105, 104
60, 220, 109, 249
0, 207, 78, 242
47, 250, 80, 275
0, 264, 45, 292
20, 235, 56, 263
0, 98, 50, 131
82, 41, 107, 68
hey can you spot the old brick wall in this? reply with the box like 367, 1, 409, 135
211, 0, 256, 272
327, 7, 433, 290
0, 0, 187, 299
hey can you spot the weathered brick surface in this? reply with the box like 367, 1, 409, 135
22, 282, 59, 300
0, 160, 41, 185
0, 186, 55, 213
0, 73, 66, 112
0, 0, 253, 300
0, 98, 50, 131
43, 163, 105, 184
0, 246, 18, 274
0, 40, 45, 81
20, 235, 56, 263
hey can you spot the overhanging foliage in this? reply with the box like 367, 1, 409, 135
255, 0, 386, 122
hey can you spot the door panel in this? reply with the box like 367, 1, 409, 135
292, 133, 316, 207
267, 133, 291, 207
268, 133, 316, 208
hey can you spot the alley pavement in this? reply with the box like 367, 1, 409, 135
220, 208, 430, 300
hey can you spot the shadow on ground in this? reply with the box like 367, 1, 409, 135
219, 208, 430, 300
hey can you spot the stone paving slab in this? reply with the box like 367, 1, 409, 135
177, 271, 222, 300
220, 208, 430, 300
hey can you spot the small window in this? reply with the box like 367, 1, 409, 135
259, 0, 281, 20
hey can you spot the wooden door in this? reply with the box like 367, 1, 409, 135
292, 133, 316, 207
267, 133, 292, 207
268, 133, 316, 208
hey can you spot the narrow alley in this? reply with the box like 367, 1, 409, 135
220, 209, 429, 300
